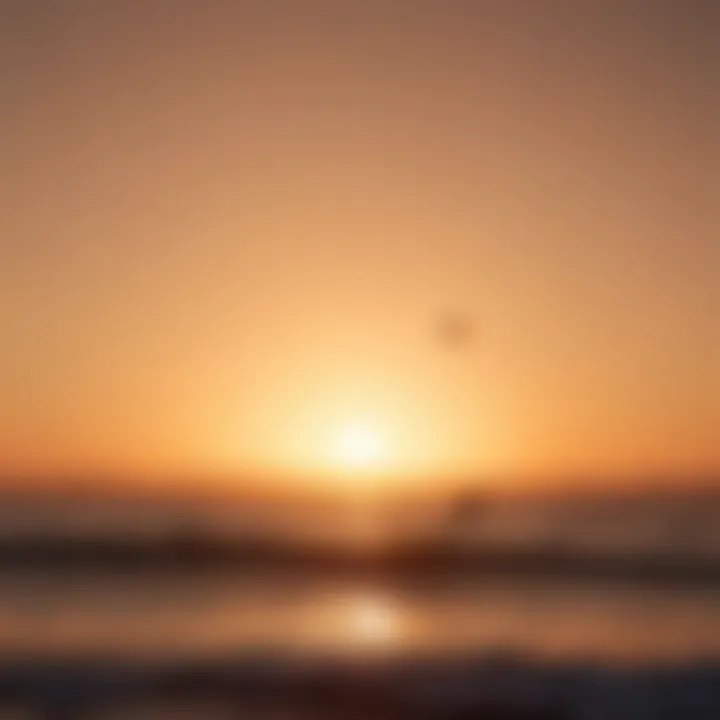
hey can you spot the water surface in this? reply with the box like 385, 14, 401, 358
2, 568, 719, 663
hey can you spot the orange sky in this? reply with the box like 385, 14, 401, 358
0, 1, 717, 495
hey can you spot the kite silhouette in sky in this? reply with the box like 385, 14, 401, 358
435, 312, 475, 350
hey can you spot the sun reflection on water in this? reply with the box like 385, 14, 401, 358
347, 595, 399, 646
302, 590, 403, 654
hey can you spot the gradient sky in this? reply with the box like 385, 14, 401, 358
1, 1, 717, 493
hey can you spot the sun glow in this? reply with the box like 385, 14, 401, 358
333, 422, 388, 474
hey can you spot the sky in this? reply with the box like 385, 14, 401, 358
0, 1, 718, 495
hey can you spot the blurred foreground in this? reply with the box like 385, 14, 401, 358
0, 568, 719, 719
0, 491, 719, 717
1, 651, 720, 719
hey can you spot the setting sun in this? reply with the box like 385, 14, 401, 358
333, 423, 387, 474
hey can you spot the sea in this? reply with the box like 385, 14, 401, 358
0, 489, 719, 664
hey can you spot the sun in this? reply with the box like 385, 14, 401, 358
333, 422, 387, 473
